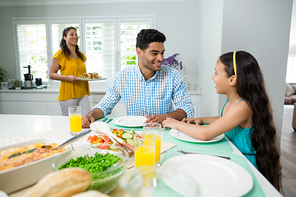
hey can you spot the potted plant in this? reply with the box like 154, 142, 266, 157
0, 66, 6, 83
162, 53, 183, 70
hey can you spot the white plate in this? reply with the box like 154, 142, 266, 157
161, 154, 253, 197
78, 77, 107, 81
0, 191, 8, 197
170, 129, 224, 143
112, 116, 146, 127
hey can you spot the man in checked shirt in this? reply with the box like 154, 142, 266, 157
82, 29, 194, 128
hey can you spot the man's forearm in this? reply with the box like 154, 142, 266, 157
88, 108, 104, 120
166, 109, 187, 121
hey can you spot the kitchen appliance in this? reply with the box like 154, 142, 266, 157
35, 78, 42, 86
23, 65, 34, 88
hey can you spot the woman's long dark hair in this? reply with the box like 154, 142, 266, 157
60, 26, 84, 61
220, 51, 281, 191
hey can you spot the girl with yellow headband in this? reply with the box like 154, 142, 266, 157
163, 51, 281, 191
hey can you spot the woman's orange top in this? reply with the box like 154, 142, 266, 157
53, 50, 90, 101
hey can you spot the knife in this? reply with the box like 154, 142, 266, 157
106, 118, 113, 123
56, 129, 92, 150
178, 150, 231, 160
102, 118, 108, 122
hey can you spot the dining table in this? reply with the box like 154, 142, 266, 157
0, 114, 283, 197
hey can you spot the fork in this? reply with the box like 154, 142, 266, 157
178, 150, 231, 160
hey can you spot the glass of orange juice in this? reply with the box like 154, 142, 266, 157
134, 134, 155, 168
143, 123, 162, 165
68, 106, 82, 136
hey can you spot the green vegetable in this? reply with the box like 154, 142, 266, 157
8, 148, 37, 159
22, 148, 37, 154
9, 152, 21, 158
59, 152, 123, 193
122, 133, 132, 139
58, 152, 121, 173
109, 144, 118, 150
91, 144, 100, 148
126, 139, 134, 146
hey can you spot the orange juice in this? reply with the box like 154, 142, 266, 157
135, 145, 155, 167
155, 135, 161, 162
144, 134, 161, 162
69, 114, 82, 133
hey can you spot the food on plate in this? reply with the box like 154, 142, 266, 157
79, 72, 101, 79
0, 143, 66, 172
87, 129, 139, 150
71, 190, 110, 197
22, 168, 91, 197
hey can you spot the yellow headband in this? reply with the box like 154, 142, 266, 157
233, 51, 237, 76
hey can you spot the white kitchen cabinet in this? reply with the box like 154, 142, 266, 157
0, 87, 201, 117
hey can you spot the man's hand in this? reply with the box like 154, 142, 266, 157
144, 114, 168, 124
82, 114, 95, 128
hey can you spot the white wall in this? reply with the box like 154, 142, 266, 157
220, 0, 293, 142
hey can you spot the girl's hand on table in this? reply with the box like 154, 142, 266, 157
182, 118, 201, 125
162, 117, 181, 130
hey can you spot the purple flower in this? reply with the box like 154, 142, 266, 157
162, 53, 183, 70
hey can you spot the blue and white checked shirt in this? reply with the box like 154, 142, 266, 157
92, 65, 194, 118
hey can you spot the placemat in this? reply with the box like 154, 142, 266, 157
0, 131, 64, 148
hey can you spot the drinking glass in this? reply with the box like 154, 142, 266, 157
68, 106, 82, 136
134, 133, 156, 168
119, 165, 199, 197
143, 123, 162, 164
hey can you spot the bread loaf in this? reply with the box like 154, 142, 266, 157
22, 168, 92, 197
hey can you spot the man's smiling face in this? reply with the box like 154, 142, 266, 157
138, 42, 165, 72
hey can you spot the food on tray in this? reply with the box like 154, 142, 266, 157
87, 128, 139, 150
0, 143, 66, 172
22, 168, 91, 197
79, 72, 101, 79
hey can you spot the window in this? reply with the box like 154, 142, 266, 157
120, 21, 150, 70
286, 55, 296, 83
16, 22, 47, 80
14, 17, 153, 84
84, 21, 115, 78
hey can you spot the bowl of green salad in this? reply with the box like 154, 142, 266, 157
52, 145, 129, 194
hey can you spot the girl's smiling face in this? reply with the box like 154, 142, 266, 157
211, 59, 231, 94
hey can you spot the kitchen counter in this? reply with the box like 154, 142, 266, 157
0, 83, 201, 94
0, 83, 202, 117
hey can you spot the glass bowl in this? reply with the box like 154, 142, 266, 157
52, 145, 129, 194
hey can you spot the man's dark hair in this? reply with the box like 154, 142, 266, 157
136, 29, 166, 51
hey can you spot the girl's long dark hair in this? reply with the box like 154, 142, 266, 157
220, 51, 281, 191
60, 27, 84, 61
